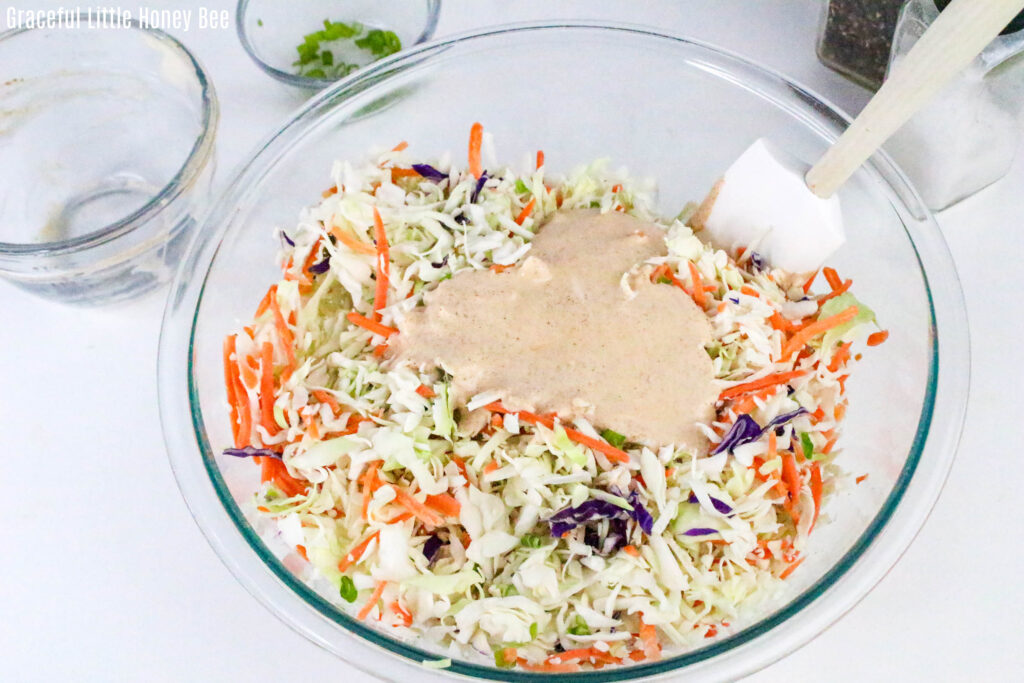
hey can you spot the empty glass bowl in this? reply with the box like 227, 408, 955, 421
159, 22, 969, 681
0, 21, 218, 305
237, 0, 441, 90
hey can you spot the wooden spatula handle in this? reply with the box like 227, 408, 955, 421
806, 0, 1024, 198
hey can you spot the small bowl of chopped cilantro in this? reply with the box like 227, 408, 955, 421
236, 0, 440, 89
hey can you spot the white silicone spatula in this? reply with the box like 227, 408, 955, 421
691, 0, 1024, 273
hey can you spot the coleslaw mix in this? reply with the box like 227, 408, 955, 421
220, 124, 885, 672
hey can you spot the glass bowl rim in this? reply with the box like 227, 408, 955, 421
160, 19, 968, 681
234, 0, 442, 90
0, 19, 219, 257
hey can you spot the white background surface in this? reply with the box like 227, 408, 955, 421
2, 1, 1021, 680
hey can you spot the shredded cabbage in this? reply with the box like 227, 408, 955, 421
221, 133, 883, 671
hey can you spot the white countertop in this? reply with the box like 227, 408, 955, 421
3, 1, 1021, 680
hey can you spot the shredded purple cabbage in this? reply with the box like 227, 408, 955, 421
548, 490, 653, 544
584, 518, 628, 555
423, 535, 444, 563
687, 492, 733, 515
309, 257, 331, 274
549, 499, 625, 537
471, 172, 488, 203
223, 447, 281, 460
411, 163, 448, 182
763, 407, 808, 433
712, 414, 762, 455
712, 408, 808, 455
748, 251, 767, 272
280, 231, 295, 247
683, 528, 719, 537
627, 490, 654, 534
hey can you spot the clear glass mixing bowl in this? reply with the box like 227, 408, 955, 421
158, 22, 969, 682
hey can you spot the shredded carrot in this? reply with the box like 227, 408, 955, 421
650, 263, 687, 291
485, 402, 630, 464
827, 342, 852, 373
254, 286, 275, 317
338, 530, 380, 572
780, 306, 858, 360
536, 149, 544, 169
688, 262, 707, 308
450, 456, 470, 487
822, 266, 842, 290
514, 197, 536, 225
856, 474, 869, 484
740, 285, 760, 298
390, 167, 419, 180
482, 459, 499, 475
768, 430, 777, 458
372, 207, 390, 321
386, 511, 414, 524
823, 434, 839, 454
719, 370, 806, 401
810, 464, 823, 532
781, 452, 800, 502
392, 141, 408, 152
259, 342, 280, 436
802, 269, 819, 293
312, 389, 342, 415
834, 402, 847, 420
322, 185, 338, 198
223, 336, 242, 447
299, 236, 323, 287
769, 312, 796, 333
489, 263, 512, 273
818, 279, 852, 305
260, 457, 307, 498
268, 287, 297, 372
623, 545, 640, 557
518, 659, 580, 673
867, 330, 889, 346
347, 311, 398, 338
360, 461, 382, 520
424, 493, 461, 517
639, 619, 661, 661
468, 122, 483, 179
554, 648, 619, 664
239, 361, 259, 390
391, 486, 444, 527
296, 544, 308, 561
372, 343, 389, 357
391, 601, 413, 627
357, 581, 387, 620
779, 557, 805, 579
330, 221, 377, 255
415, 384, 436, 398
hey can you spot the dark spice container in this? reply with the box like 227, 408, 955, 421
817, 0, 905, 90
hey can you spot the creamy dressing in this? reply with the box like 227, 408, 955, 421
396, 209, 717, 451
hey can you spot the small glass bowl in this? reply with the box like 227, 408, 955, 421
0, 21, 218, 305
236, 0, 440, 90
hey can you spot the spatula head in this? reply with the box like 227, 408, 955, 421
690, 138, 845, 274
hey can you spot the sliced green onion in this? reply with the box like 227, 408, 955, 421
339, 575, 358, 603
600, 428, 627, 449
800, 432, 814, 460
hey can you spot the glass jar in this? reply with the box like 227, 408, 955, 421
884, 0, 1024, 210
817, 0, 905, 90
